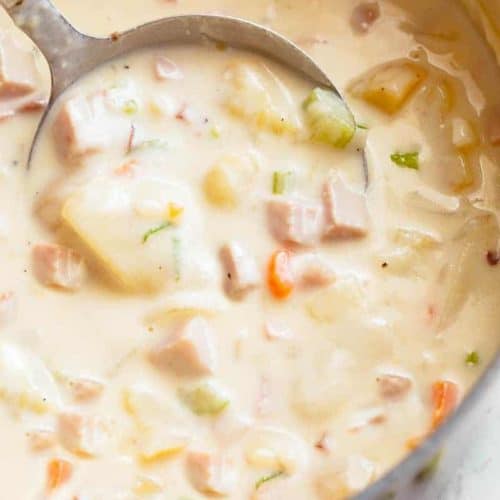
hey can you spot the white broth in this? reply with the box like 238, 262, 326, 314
0, 0, 500, 498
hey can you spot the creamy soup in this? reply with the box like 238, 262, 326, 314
1, 0, 500, 499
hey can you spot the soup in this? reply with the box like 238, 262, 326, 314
0, 0, 499, 498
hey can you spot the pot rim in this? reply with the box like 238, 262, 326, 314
356, 349, 500, 499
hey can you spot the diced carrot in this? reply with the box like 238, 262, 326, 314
267, 250, 295, 299
46, 458, 73, 491
431, 380, 459, 430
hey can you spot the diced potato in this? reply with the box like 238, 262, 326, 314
123, 385, 190, 463
178, 380, 230, 416
391, 228, 440, 250
123, 384, 185, 426
244, 427, 307, 475
137, 430, 188, 464
62, 176, 194, 291
306, 276, 365, 323
0, 342, 61, 414
203, 154, 256, 208
223, 61, 300, 135
350, 61, 427, 114
303, 88, 355, 148
452, 117, 477, 150
133, 476, 162, 496
316, 456, 375, 499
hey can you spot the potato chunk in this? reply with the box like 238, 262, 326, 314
0, 342, 61, 414
203, 154, 256, 209
62, 176, 196, 291
350, 61, 427, 114
223, 61, 301, 135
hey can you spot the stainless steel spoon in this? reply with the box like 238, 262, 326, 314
2, 0, 344, 156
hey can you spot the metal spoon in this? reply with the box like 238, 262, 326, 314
2, 0, 342, 162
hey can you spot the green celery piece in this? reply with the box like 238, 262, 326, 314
178, 381, 230, 416
123, 99, 138, 115
465, 351, 480, 366
390, 152, 419, 170
272, 171, 295, 195
303, 87, 356, 148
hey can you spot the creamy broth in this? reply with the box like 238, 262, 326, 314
1, 1, 500, 499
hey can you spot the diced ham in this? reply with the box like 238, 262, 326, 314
69, 377, 104, 402
350, 2, 381, 34
53, 92, 130, 161
267, 198, 323, 246
27, 429, 56, 452
57, 412, 109, 457
32, 243, 86, 291
186, 451, 236, 496
219, 242, 260, 299
150, 316, 216, 376
154, 56, 184, 81
0, 34, 39, 98
322, 179, 369, 239
377, 374, 412, 400
291, 253, 336, 288
0, 291, 16, 327
0, 92, 48, 121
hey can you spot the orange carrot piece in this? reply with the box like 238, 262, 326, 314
267, 250, 295, 299
431, 380, 459, 430
46, 458, 73, 491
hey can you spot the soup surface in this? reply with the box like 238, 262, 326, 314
1, 0, 500, 498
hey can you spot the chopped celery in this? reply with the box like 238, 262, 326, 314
178, 380, 230, 416
356, 123, 369, 130
142, 222, 172, 244
465, 351, 480, 366
390, 152, 419, 170
123, 99, 138, 115
255, 470, 284, 490
272, 171, 295, 195
210, 126, 221, 139
303, 88, 356, 148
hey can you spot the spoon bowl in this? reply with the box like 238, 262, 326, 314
2, 0, 343, 165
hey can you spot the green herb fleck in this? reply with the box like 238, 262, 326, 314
415, 451, 442, 482
123, 99, 138, 115
391, 152, 420, 170
255, 471, 285, 490
172, 236, 181, 282
142, 222, 172, 244
356, 123, 369, 130
272, 171, 295, 195
210, 126, 221, 139
132, 139, 169, 152
466, 351, 480, 366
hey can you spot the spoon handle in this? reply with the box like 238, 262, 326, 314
2, 0, 106, 98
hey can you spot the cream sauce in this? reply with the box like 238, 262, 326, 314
0, 1, 500, 499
